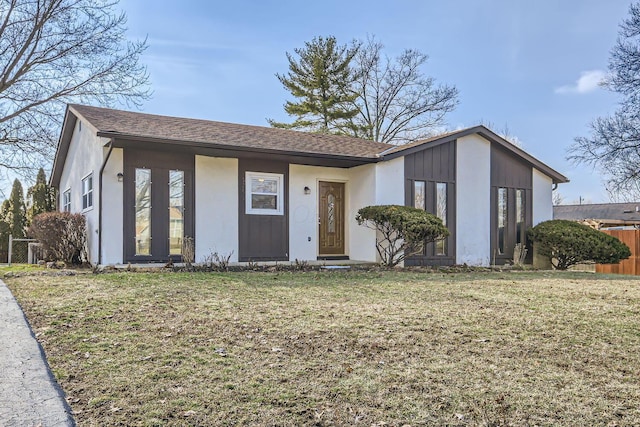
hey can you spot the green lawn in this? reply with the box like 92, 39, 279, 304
6, 270, 640, 426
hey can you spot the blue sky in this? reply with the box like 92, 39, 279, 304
122, 0, 634, 204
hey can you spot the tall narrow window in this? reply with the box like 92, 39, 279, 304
135, 168, 151, 255
414, 181, 425, 210
516, 189, 525, 245
82, 174, 93, 210
497, 187, 507, 255
62, 189, 71, 212
169, 170, 184, 255
436, 182, 447, 255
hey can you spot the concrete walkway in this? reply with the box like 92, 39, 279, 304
0, 280, 75, 426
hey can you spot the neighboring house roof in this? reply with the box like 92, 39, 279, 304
51, 104, 569, 186
554, 203, 640, 228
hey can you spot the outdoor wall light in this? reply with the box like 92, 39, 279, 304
117, 172, 124, 182
304, 186, 311, 195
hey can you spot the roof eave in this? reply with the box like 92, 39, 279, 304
98, 131, 381, 166
50, 106, 78, 188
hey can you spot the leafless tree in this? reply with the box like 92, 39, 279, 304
552, 190, 563, 206
344, 36, 458, 144
0, 0, 149, 191
569, 2, 640, 200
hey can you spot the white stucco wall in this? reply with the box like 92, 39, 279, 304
57, 118, 110, 264
347, 164, 377, 262
101, 148, 123, 264
374, 156, 404, 205
195, 156, 239, 262
289, 164, 350, 261
532, 168, 554, 226
456, 134, 492, 266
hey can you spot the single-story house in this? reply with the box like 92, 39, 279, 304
50, 104, 568, 266
554, 203, 640, 229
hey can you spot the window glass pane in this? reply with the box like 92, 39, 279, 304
328, 193, 336, 233
135, 168, 151, 255
414, 181, 425, 210
246, 172, 283, 215
63, 191, 70, 212
251, 194, 277, 210
251, 178, 278, 194
169, 170, 184, 255
436, 183, 447, 255
516, 189, 525, 245
497, 188, 507, 255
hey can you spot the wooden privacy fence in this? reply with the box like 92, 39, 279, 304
596, 229, 640, 275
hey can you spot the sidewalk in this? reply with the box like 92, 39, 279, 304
0, 280, 75, 426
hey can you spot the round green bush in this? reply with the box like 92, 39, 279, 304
528, 219, 631, 270
356, 205, 449, 267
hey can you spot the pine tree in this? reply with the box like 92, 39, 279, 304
27, 168, 57, 224
269, 36, 360, 134
0, 200, 10, 261
0, 180, 27, 262
8, 179, 27, 239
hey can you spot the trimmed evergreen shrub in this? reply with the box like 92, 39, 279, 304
29, 212, 88, 264
356, 205, 449, 267
528, 219, 631, 270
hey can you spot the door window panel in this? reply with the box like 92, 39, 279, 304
169, 170, 184, 255
327, 193, 336, 233
135, 168, 151, 255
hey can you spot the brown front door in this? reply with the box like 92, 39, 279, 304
319, 181, 345, 255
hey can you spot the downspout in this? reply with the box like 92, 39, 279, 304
98, 139, 115, 266
552, 182, 558, 191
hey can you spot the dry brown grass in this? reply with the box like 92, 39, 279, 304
6, 270, 640, 426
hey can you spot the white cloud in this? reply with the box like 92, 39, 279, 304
555, 70, 606, 94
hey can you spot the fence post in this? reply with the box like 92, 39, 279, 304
8, 234, 12, 266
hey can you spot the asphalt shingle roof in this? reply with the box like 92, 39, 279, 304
70, 104, 394, 159
554, 203, 640, 222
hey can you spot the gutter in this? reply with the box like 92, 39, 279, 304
97, 139, 115, 266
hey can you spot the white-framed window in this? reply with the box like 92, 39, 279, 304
245, 172, 283, 215
82, 173, 93, 210
62, 189, 71, 212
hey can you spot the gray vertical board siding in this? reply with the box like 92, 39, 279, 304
123, 148, 195, 263
490, 144, 533, 264
404, 141, 456, 266
238, 158, 289, 261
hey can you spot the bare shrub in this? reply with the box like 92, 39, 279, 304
29, 212, 87, 263
513, 243, 528, 267
182, 237, 195, 268
202, 251, 233, 272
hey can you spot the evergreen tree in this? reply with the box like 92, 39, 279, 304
27, 168, 57, 224
0, 180, 27, 262
0, 200, 10, 261
269, 36, 360, 134
8, 179, 27, 239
